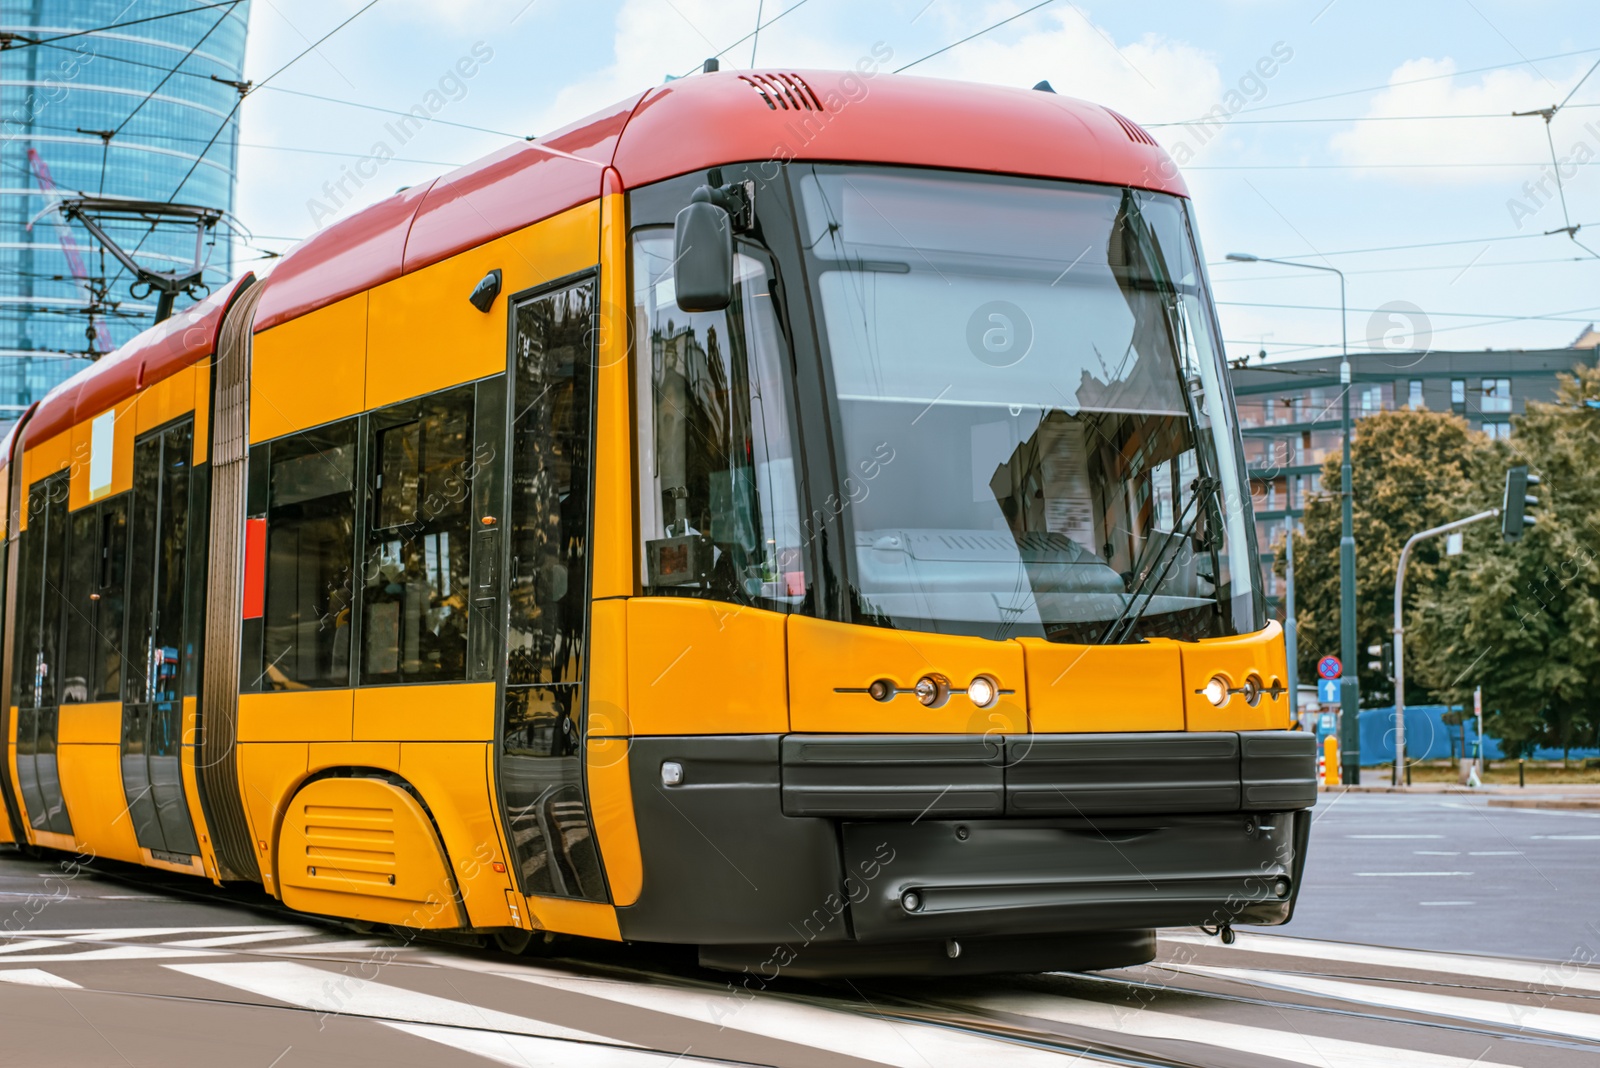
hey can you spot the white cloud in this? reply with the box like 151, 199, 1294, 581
932, 7, 1225, 127
1329, 57, 1590, 183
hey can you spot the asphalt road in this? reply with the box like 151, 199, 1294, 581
3, 797, 1599, 1067
1292, 792, 1600, 961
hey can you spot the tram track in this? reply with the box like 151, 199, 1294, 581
9, 851, 1600, 1067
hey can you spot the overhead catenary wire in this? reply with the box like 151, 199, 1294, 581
895, 0, 1057, 73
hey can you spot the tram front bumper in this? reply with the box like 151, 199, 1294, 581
614, 731, 1316, 961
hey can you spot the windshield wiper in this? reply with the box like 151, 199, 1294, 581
1098, 475, 1219, 645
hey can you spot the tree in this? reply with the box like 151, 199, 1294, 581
1409, 366, 1600, 760
1281, 408, 1495, 708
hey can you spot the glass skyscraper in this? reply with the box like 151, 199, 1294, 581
0, 1, 249, 421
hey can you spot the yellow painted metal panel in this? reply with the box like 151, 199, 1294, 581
399, 742, 515, 929
592, 191, 633, 599
19, 430, 72, 530
138, 849, 205, 876
365, 200, 600, 411
135, 363, 196, 434
586, 737, 642, 907
1019, 639, 1186, 733
1181, 621, 1292, 732
56, 701, 121, 744
55, 743, 142, 863
237, 689, 354, 743
588, 598, 628, 737
30, 829, 74, 851
523, 894, 621, 941
351, 682, 495, 743
787, 615, 1027, 735
236, 741, 309, 899
251, 292, 367, 443
627, 599, 788, 735
180, 695, 223, 885
277, 777, 465, 928
193, 357, 211, 465
308, 740, 402, 775
69, 399, 136, 511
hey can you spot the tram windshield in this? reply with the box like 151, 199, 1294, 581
796, 166, 1260, 643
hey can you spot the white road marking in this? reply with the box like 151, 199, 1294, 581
956, 991, 1518, 1068
1354, 871, 1472, 877
510, 971, 1102, 1067
1163, 931, 1600, 994
0, 945, 217, 963
1531, 834, 1600, 839
161, 930, 340, 949
387, 1022, 724, 1067
1174, 965, 1600, 1042
0, 939, 73, 955
0, 968, 80, 989
1347, 834, 1443, 839
169, 961, 637, 1049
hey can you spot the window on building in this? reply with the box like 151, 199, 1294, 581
263, 422, 357, 689
1451, 379, 1466, 410
1482, 378, 1512, 413
1408, 380, 1424, 409
361, 386, 475, 685
1483, 421, 1512, 441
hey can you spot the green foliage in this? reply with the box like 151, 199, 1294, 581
1282, 407, 1494, 708
1410, 366, 1600, 759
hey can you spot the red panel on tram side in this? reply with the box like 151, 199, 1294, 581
22, 381, 82, 450
242, 517, 266, 620
253, 181, 436, 332
401, 92, 641, 273
610, 69, 1187, 198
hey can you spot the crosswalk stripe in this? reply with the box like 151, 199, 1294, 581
1173, 964, 1600, 1042
385, 1022, 729, 1067
1163, 931, 1600, 994
0, 939, 73, 955
160, 931, 345, 949
168, 961, 641, 1049
0, 968, 80, 989
16, 926, 302, 937
0, 945, 218, 963
507, 971, 1111, 1067
955, 991, 1518, 1068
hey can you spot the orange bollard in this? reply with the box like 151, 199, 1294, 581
1323, 734, 1339, 786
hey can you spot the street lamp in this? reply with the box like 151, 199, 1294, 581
1226, 252, 1359, 782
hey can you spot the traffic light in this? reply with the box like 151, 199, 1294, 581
1501, 465, 1541, 542
1366, 641, 1393, 679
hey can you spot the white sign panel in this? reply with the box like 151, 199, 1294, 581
88, 409, 115, 500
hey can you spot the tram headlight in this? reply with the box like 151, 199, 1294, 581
1241, 674, 1263, 707
967, 675, 998, 709
914, 674, 950, 708
1202, 675, 1230, 706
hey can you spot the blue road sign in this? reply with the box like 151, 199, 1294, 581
1318, 679, 1341, 704
1317, 655, 1343, 680
1319, 711, 1336, 731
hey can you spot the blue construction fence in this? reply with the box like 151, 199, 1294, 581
1342, 705, 1600, 766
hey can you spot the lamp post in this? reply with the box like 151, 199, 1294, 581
1227, 253, 1358, 781
1284, 515, 1299, 725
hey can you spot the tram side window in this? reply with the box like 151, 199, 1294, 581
125, 424, 193, 703
59, 501, 129, 703
263, 422, 357, 689
360, 386, 474, 685
631, 230, 806, 609
12, 477, 68, 710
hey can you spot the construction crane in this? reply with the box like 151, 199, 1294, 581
25, 147, 113, 355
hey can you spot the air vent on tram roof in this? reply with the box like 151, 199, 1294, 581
739, 73, 826, 112
1103, 107, 1158, 147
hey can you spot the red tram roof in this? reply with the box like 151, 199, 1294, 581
21, 274, 256, 449
254, 69, 1181, 331
15, 71, 1182, 454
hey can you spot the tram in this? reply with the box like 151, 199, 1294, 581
0, 68, 1315, 976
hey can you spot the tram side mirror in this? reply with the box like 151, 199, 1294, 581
673, 187, 733, 313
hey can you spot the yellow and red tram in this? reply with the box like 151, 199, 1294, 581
0, 68, 1314, 975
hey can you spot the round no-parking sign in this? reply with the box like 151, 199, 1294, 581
1317, 655, 1343, 680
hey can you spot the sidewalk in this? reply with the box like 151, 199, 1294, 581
1319, 779, 1600, 807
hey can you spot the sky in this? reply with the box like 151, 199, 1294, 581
231, 0, 1600, 364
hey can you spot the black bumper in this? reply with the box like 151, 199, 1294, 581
615, 731, 1316, 954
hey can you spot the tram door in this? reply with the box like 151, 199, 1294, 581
12, 472, 73, 836
120, 419, 200, 860
494, 277, 607, 902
